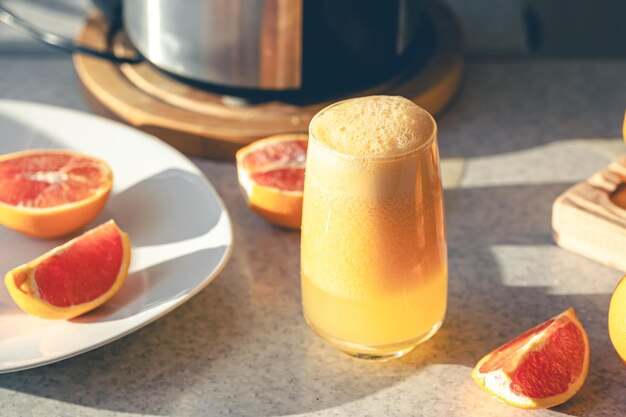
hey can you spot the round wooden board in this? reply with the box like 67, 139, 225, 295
74, 1, 463, 160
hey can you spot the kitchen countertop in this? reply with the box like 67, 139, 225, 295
2, 13, 626, 417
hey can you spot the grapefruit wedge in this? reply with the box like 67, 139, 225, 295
472, 308, 589, 409
0, 149, 113, 238
236, 134, 307, 229
4, 220, 131, 320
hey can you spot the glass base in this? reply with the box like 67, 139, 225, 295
305, 316, 443, 361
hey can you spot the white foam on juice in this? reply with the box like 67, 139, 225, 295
309, 96, 436, 158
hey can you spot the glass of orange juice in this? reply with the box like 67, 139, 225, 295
301, 95, 447, 360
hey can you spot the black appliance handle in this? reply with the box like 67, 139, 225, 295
0, 1, 141, 64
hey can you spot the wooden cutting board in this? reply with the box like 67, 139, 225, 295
553, 142, 626, 273
553, 114, 626, 270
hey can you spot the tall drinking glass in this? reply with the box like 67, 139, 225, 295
301, 96, 447, 360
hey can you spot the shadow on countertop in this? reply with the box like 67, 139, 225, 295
437, 60, 626, 160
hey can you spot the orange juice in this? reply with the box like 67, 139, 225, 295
301, 96, 447, 359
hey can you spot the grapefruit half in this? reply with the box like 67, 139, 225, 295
0, 149, 113, 238
4, 220, 131, 320
236, 134, 307, 229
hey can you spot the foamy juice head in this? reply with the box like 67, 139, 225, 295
309, 95, 436, 158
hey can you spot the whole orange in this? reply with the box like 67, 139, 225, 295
609, 275, 626, 362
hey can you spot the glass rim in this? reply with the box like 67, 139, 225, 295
308, 98, 438, 162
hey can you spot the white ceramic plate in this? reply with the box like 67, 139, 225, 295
0, 100, 233, 373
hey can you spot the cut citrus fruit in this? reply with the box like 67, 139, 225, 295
609, 275, 626, 364
472, 308, 589, 409
4, 220, 130, 320
236, 134, 307, 229
0, 149, 113, 238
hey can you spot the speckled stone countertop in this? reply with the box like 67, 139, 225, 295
2, 18, 626, 416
